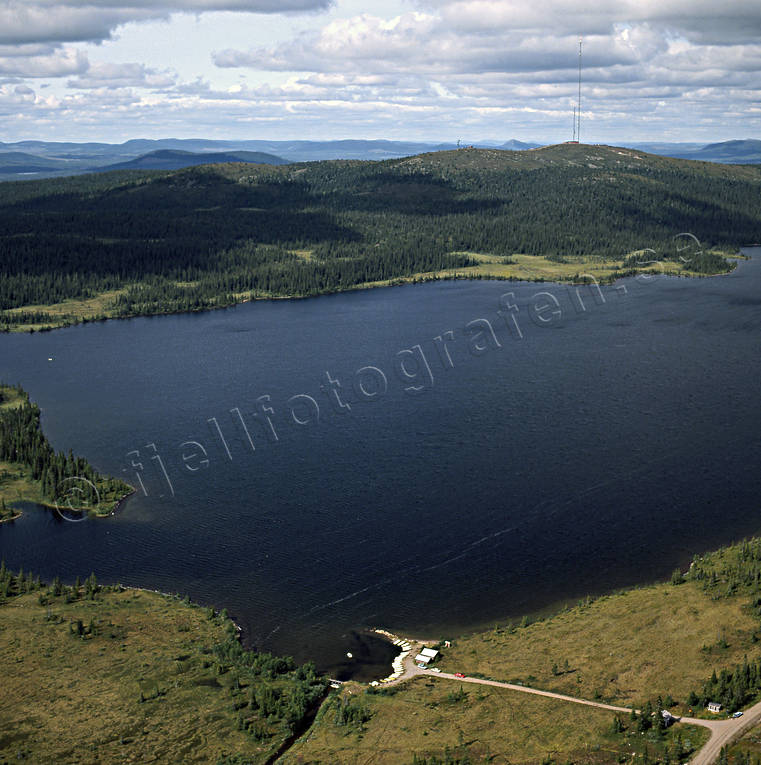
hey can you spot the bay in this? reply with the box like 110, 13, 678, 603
1, 248, 760, 679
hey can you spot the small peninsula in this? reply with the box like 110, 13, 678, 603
0, 384, 133, 522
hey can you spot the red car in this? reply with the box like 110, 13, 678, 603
454, 672, 466, 678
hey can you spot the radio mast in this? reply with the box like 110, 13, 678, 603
576, 36, 583, 143
572, 106, 577, 142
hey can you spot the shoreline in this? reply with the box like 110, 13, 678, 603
5, 530, 761, 693
1, 249, 749, 335
0, 484, 136, 525
0, 511, 22, 525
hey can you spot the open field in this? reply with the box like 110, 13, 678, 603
436, 577, 760, 711
0, 288, 129, 332
0, 460, 45, 520
0, 587, 269, 763
0, 582, 329, 764
730, 724, 761, 760
368, 250, 738, 286
0, 386, 26, 411
282, 677, 708, 764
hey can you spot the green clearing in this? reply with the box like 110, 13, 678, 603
0, 571, 327, 764
282, 677, 708, 764
436, 579, 759, 711
436, 540, 761, 718
0, 288, 128, 333
729, 726, 761, 762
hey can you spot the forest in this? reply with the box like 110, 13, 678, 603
0, 143, 759, 327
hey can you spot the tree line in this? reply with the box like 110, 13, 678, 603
1, 151, 758, 324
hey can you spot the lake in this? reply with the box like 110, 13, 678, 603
1, 248, 761, 679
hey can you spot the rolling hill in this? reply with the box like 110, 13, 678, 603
99, 149, 289, 171
0, 152, 82, 175
0, 142, 759, 331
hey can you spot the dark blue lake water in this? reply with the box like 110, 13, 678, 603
1, 249, 760, 679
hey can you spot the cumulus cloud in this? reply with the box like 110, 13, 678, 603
211, 4, 761, 122
213, 13, 662, 77
67, 62, 176, 90
2, 0, 760, 142
0, 1, 332, 46
426, 0, 761, 42
0, 46, 88, 77
0, 82, 38, 116
0, 0, 332, 85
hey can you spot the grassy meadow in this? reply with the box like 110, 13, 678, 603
281, 677, 708, 764
0, 587, 261, 763
436, 578, 759, 711
0, 575, 330, 764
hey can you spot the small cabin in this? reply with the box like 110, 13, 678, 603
707, 702, 722, 714
415, 647, 439, 668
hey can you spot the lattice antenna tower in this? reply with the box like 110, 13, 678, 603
577, 36, 583, 143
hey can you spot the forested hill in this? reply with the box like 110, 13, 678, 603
99, 149, 290, 171
1, 143, 759, 331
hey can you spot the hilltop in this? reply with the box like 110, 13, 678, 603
0, 137, 756, 180
0, 143, 759, 332
389, 142, 761, 178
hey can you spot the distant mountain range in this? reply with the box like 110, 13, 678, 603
626, 139, 761, 164
0, 138, 757, 181
0, 145, 291, 178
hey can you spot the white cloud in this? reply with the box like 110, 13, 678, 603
426, 0, 761, 42
0, 1, 333, 46
0, 46, 88, 77
206, 2, 761, 143
1, 0, 759, 142
67, 62, 177, 90
212, 13, 659, 76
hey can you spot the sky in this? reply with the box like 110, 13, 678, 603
0, 0, 759, 144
